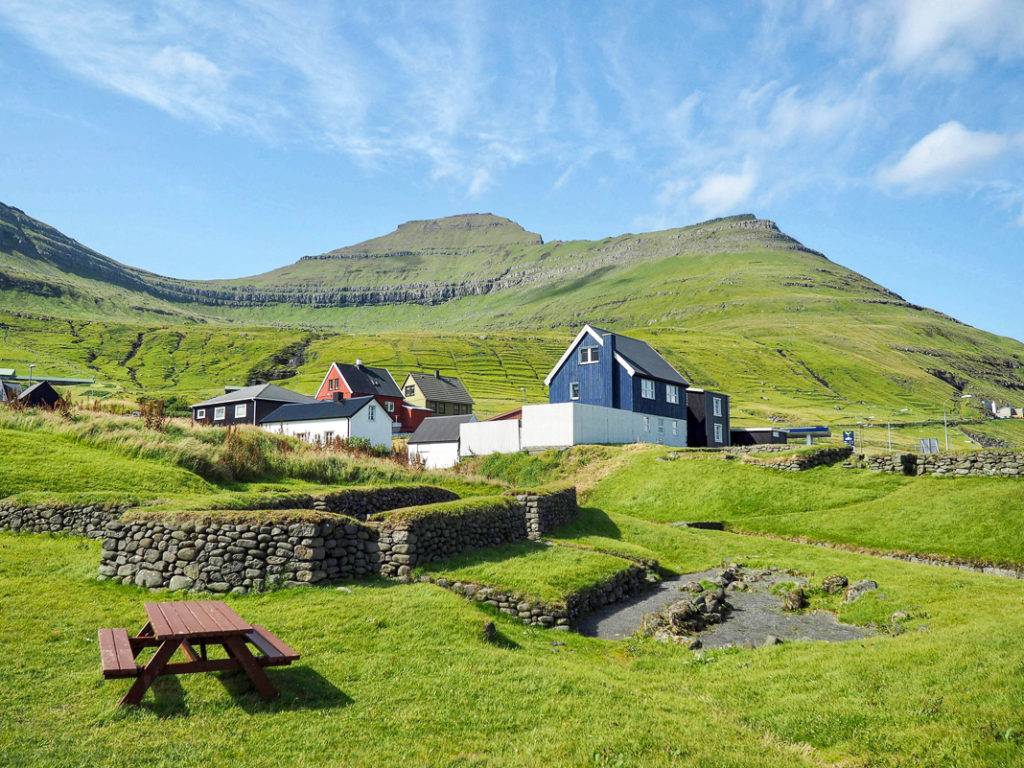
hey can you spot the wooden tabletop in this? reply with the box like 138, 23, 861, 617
144, 601, 252, 640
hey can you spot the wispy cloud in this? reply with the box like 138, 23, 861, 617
878, 121, 1011, 192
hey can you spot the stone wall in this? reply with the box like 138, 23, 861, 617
425, 560, 654, 629
864, 450, 1024, 477
520, 487, 578, 540
99, 486, 581, 591
98, 513, 380, 593
313, 486, 458, 520
0, 501, 129, 538
741, 445, 853, 471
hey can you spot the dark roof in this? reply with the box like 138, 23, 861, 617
18, 381, 60, 406
408, 414, 478, 444
192, 383, 314, 409
590, 326, 688, 386
406, 371, 474, 405
258, 396, 386, 425
336, 363, 403, 399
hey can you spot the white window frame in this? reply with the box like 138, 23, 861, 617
672, 420, 678, 436
578, 346, 599, 365
714, 423, 724, 443
643, 416, 650, 432
405, 385, 416, 397
713, 396, 723, 417
368, 405, 376, 421
234, 403, 247, 418
325, 430, 334, 441
195, 409, 206, 420
213, 406, 226, 421
666, 384, 679, 404
385, 400, 395, 412
641, 378, 655, 400
570, 382, 580, 400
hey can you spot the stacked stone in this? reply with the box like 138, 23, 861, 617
865, 450, 1024, 477
565, 564, 654, 623
97, 514, 381, 594
771, 445, 854, 471
0, 501, 128, 538
315, 486, 458, 520
520, 487, 578, 540
378, 500, 527, 578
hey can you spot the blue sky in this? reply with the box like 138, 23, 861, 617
1, 1, 1022, 341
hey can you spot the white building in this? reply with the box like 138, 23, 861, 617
407, 414, 478, 469
258, 396, 393, 449
459, 401, 686, 458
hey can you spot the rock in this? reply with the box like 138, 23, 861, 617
683, 580, 703, 594
686, 638, 702, 651
637, 611, 666, 638
134, 569, 164, 589
782, 588, 806, 612
168, 575, 194, 591
764, 635, 782, 645
842, 580, 878, 603
821, 574, 848, 594
890, 611, 909, 623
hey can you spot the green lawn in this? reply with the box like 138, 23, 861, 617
415, 540, 635, 603
586, 448, 1024, 566
3, 523, 1024, 766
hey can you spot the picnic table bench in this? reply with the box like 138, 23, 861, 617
98, 600, 299, 706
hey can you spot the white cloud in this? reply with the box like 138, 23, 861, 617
689, 165, 758, 217
878, 121, 1011, 192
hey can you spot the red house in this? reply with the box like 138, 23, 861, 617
316, 360, 430, 433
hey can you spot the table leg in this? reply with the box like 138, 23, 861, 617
120, 639, 179, 706
223, 636, 278, 700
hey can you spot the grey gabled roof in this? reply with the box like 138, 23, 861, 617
258, 396, 386, 425
336, 363, 403, 399
191, 383, 314, 409
406, 371, 474, 405
0, 380, 22, 403
408, 414, 478, 445
589, 326, 688, 386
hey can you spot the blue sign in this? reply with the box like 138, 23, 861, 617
843, 430, 855, 447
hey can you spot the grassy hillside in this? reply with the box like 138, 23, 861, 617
2, 202, 1023, 431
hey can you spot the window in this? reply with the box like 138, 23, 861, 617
368, 405, 376, 421
195, 409, 206, 420
578, 346, 600, 364
643, 416, 650, 432
405, 385, 416, 397
672, 420, 678, 436
324, 430, 334, 441
641, 378, 655, 399
385, 401, 395, 412
327, 378, 336, 392
436, 402, 446, 414
234, 403, 247, 418
713, 396, 723, 417
214, 406, 225, 420
666, 384, 679, 404
570, 382, 580, 400
658, 418, 664, 434
714, 423, 724, 443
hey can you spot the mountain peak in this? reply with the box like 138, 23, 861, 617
308, 213, 542, 261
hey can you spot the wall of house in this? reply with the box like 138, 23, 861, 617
627, 375, 688, 420
460, 419, 521, 457
519, 402, 686, 450
408, 441, 461, 469
194, 398, 284, 427
548, 336, 612, 408
261, 405, 391, 448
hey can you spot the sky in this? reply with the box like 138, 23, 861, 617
0, 1, 1022, 341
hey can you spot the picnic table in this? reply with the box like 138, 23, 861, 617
98, 600, 299, 706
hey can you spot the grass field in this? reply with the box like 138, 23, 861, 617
586, 448, 1024, 566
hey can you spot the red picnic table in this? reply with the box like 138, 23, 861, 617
98, 600, 299, 706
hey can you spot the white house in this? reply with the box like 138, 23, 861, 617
459, 401, 686, 458
258, 396, 393, 449
408, 414, 478, 469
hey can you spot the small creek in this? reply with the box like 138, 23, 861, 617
576, 567, 873, 648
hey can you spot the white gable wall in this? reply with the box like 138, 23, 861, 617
460, 419, 521, 457
409, 441, 461, 469
261, 405, 392, 448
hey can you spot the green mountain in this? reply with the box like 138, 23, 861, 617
1, 201, 1022, 442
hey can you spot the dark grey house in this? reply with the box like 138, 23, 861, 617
191, 384, 314, 426
730, 427, 788, 446
18, 381, 61, 409
685, 388, 731, 447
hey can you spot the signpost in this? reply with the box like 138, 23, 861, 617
843, 430, 855, 447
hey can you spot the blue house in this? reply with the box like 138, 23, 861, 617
543, 325, 690, 421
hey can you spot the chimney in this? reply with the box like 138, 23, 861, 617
356, 358, 363, 367
333, 391, 345, 401
434, 369, 440, 378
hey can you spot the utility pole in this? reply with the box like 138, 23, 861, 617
943, 394, 973, 451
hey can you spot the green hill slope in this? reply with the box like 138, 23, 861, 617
1, 202, 1022, 432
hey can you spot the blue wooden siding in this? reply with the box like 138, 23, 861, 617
548, 332, 687, 421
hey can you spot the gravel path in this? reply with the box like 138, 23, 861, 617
577, 567, 873, 648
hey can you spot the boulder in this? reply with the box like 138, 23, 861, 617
822, 574, 848, 594
134, 569, 165, 589
842, 580, 879, 603
782, 588, 806, 612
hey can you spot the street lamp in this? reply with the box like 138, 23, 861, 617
28, 363, 35, 385
888, 408, 909, 453
520, 387, 527, 405
943, 394, 972, 451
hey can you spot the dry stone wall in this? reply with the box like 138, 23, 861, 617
742, 445, 853, 471
520, 487, 577, 540
865, 450, 1024, 477
0, 501, 129, 538
313, 486, 458, 520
